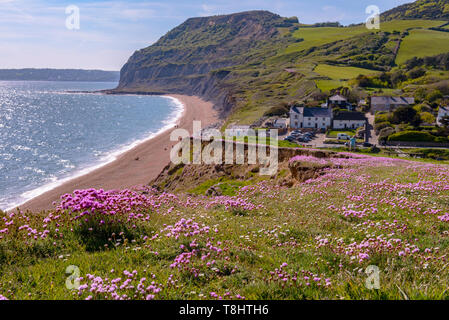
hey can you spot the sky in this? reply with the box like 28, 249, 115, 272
0, 0, 414, 71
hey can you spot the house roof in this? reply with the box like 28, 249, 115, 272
290, 106, 332, 118
371, 96, 415, 105
439, 106, 449, 114
274, 118, 289, 125
329, 94, 347, 102
334, 112, 367, 121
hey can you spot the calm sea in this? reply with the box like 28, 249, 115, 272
0, 81, 182, 211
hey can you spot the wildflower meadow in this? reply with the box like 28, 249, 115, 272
0, 152, 448, 300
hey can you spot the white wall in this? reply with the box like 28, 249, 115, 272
333, 120, 366, 129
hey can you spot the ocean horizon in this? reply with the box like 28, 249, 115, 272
0, 81, 183, 211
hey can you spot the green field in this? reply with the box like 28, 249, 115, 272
396, 29, 449, 65
314, 64, 380, 80
379, 19, 446, 32
286, 26, 367, 54
315, 79, 346, 92
285, 20, 446, 55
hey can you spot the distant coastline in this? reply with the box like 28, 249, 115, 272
0, 68, 119, 82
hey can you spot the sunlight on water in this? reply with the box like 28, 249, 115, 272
0, 81, 181, 210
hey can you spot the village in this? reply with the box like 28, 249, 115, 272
228, 93, 449, 150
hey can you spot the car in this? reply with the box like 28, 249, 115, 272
337, 133, 351, 140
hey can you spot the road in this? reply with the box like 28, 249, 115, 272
365, 113, 378, 146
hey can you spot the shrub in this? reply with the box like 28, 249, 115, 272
387, 131, 437, 142
374, 113, 391, 124
374, 121, 392, 135
368, 146, 381, 154
420, 112, 436, 124
391, 106, 417, 125
425, 90, 443, 103
379, 127, 395, 141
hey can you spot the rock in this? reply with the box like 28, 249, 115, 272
206, 185, 223, 196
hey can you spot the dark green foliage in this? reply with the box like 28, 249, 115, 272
387, 130, 445, 142
391, 107, 419, 125
405, 53, 449, 71
263, 102, 290, 117
73, 214, 145, 252
320, 32, 396, 71
382, 0, 449, 21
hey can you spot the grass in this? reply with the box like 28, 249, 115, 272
188, 178, 253, 196
396, 29, 449, 65
284, 20, 445, 55
314, 64, 379, 80
315, 79, 346, 92
286, 26, 368, 54
1, 152, 449, 300
326, 130, 356, 138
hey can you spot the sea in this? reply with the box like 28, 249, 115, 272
0, 81, 183, 211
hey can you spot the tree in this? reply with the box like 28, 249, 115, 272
420, 112, 436, 124
391, 106, 418, 124
426, 90, 443, 103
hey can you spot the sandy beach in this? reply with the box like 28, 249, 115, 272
17, 94, 218, 213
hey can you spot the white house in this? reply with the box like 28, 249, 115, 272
290, 106, 332, 130
333, 112, 367, 130
437, 106, 449, 125
273, 118, 289, 129
328, 94, 348, 107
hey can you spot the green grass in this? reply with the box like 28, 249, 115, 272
327, 130, 356, 138
379, 19, 446, 32
396, 29, 449, 65
315, 79, 346, 92
2, 153, 449, 300
314, 64, 380, 80
284, 20, 445, 55
286, 26, 368, 54
189, 178, 253, 196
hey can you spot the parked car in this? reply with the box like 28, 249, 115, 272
337, 133, 351, 140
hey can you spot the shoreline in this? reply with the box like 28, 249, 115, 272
13, 94, 218, 213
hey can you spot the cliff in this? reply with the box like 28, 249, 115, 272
116, 11, 299, 115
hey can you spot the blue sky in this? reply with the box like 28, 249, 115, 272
0, 0, 413, 70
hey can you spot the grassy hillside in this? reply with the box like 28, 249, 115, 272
114, 7, 449, 127
1, 152, 449, 300
396, 29, 449, 64
314, 64, 380, 80
382, 0, 449, 21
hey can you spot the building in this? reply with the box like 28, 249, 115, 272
328, 94, 348, 107
370, 96, 415, 114
290, 106, 332, 130
437, 106, 449, 125
273, 118, 289, 129
333, 112, 367, 130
